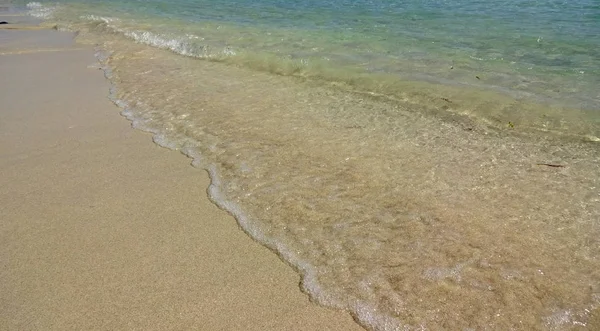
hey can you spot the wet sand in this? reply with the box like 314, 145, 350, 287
0, 23, 363, 330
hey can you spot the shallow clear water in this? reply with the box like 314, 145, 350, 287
16, 0, 600, 329
21, 0, 600, 139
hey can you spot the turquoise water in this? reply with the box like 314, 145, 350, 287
24, 0, 600, 115
17, 1, 600, 330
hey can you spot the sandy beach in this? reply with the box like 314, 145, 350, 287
0, 21, 363, 330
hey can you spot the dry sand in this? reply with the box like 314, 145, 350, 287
0, 24, 364, 330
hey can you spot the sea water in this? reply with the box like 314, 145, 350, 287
16, 0, 600, 329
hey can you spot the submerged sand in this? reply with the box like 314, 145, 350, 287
0, 23, 363, 330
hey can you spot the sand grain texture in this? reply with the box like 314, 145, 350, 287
0, 26, 363, 331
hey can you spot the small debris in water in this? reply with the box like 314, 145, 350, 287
536, 163, 566, 168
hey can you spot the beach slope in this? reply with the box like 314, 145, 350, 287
0, 25, 363, 330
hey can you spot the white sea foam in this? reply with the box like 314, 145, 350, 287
125, 30, 200, 57
86, 17, 600, 331
97, 63, 405, 330
152, 134, 180, 150
203, 164, 411, 331
82, 15, 217, 59
97, 52, 600, 330
80, 15, 118, 24
26, 2, 55, 19
123, 30, 237, 59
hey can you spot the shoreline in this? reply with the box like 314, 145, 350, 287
4, 8, 600, 328
0, 24, 364, 330
24, 2, 600, 142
